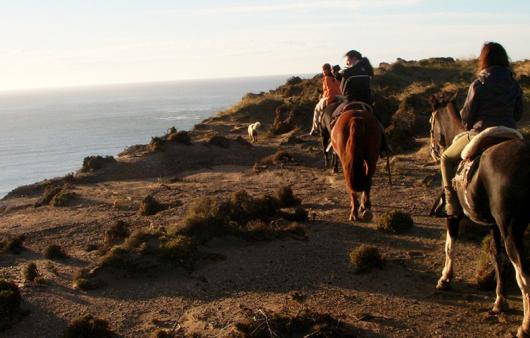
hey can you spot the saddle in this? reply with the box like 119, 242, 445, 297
329, 101, 373, 130
452, 127, 523, 224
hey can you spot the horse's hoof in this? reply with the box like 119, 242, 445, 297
490, 300, 508, 315
360, 210, 373, 222
517, 327, 530, 338
436, 278, 451, 290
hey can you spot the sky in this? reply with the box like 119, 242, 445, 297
1, 0, 530, 91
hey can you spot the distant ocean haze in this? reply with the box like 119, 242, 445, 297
0, 75, 295, 197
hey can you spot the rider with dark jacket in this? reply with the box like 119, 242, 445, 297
441, 42, 523, 217
461, 66, 523, 132
340, 50, 374, 104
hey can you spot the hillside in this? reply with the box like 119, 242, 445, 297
1, 58, 530, 338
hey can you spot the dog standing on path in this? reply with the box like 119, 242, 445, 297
248, 122, 261, 143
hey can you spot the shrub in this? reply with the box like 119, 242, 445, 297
34, 185, 63, 207
0, 235, 25, 254
81, 156, 116, 173
157, 235, 195, 265
260, 150, 293, 165
139, 195, 167, 216
148, 137, 166, 153
349, 245, 384, 273
280, 207, 308, 222
167, 130, 192, 145
22, 262, 39, 282
286, 76, 303, 86
51, 191, 78, 207
44, 244, 69, 260
377, 211, 414, 234
104, 220, 130, 247
0, 280, 22, 330
73, 269, 104, 291
150, 330, 176, 338
235, 309, 358, 337
62, 314, 115, 338
207, 135, 230, 148
274, 186, 300, 207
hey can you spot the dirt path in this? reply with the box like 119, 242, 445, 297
0, 137, 523, 337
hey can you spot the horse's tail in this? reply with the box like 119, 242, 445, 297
345, 117, 367, 192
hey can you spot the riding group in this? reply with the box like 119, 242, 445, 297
311, 42, 530, 337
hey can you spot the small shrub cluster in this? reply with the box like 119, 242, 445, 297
0, 280, 22, 331
167, 130, 192, 145
259, 150, 293, 165
151, 329, 177, 338
207, 134, 230, 148
349, 245, 384, 273
139, 195, 168, 216
44, 244, 69, 260
98, 230, 196, 274
50, 190, 78, 207
148, 137, 166, 153
176, 188, 306, 243
81, 156, 116, 173
62, 314, 115, 338
104, 220, 130, 247
73, 269, 104, 291
34, 185, 63, 207
274, 186, 301, 208
0, 234, 25, 254
377, 211, 414, 234
234, 309, 358, 337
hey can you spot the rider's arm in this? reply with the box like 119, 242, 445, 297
460, 80, 481, 130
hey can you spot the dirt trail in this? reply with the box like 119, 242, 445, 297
0, 136, 523, 338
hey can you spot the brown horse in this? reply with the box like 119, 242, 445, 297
431, 96, 530, 337
331, 105, 381, 222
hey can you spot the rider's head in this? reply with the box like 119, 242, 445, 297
344, 50, 362, 67
332, 65, 341, 75
479, 42, 510, 73
322, 63, 332, 76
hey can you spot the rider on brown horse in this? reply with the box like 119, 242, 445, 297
441, 42, 523, 218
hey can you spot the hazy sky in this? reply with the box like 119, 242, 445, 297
1, 0, 530, 91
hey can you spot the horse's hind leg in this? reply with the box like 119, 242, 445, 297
331, 152, 338, 174
349, 192, 359, 222
437, 216, 461, 290
491, 226, 508, 314
359, 190, 373, 222
502, 221, 530, 337
321, 135, 329, 168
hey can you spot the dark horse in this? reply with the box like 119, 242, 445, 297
319, 101, 341, 172
331, 104, 382, 222
431, 96, 530, 337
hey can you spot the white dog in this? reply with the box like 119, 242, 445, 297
248, 122, 262, 143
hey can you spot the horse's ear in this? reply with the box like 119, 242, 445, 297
430, 95, 439, 110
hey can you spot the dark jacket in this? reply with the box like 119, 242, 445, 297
340, 58, 373, 104
461, 66, 523, 132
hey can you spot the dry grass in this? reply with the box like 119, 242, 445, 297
62, 314, 115, 338
0, 234, 25, 254
81, 156, 116, 173
349, 245, 384, 273
234, 309, 358, 337
34, 185, 63, 207
103, 220, 130, 247
139, 195, 167, 216
50, 190, 78, 207
260, 150, 293, 165
73, 269, 105, 291
44, 244, 69, 260
377, 211, 414, 234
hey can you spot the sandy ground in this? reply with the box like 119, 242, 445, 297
0, 134, 524, 338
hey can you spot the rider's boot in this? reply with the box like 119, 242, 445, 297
444, 186, 463, 217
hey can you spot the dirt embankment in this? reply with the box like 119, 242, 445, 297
1, 58, 530, 338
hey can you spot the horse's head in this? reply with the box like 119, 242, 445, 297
429, 93, 464, 162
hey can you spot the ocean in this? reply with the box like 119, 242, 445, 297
0, 75, 294, 198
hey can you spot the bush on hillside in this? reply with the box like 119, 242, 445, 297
377, 211, 414, 234
349, 245, 384, 273
81, 156, 116, 173
62, 315, 115, 338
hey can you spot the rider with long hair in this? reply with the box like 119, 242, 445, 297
441, 42, 523, 217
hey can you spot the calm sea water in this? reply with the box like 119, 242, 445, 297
0, 75, 292, 197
